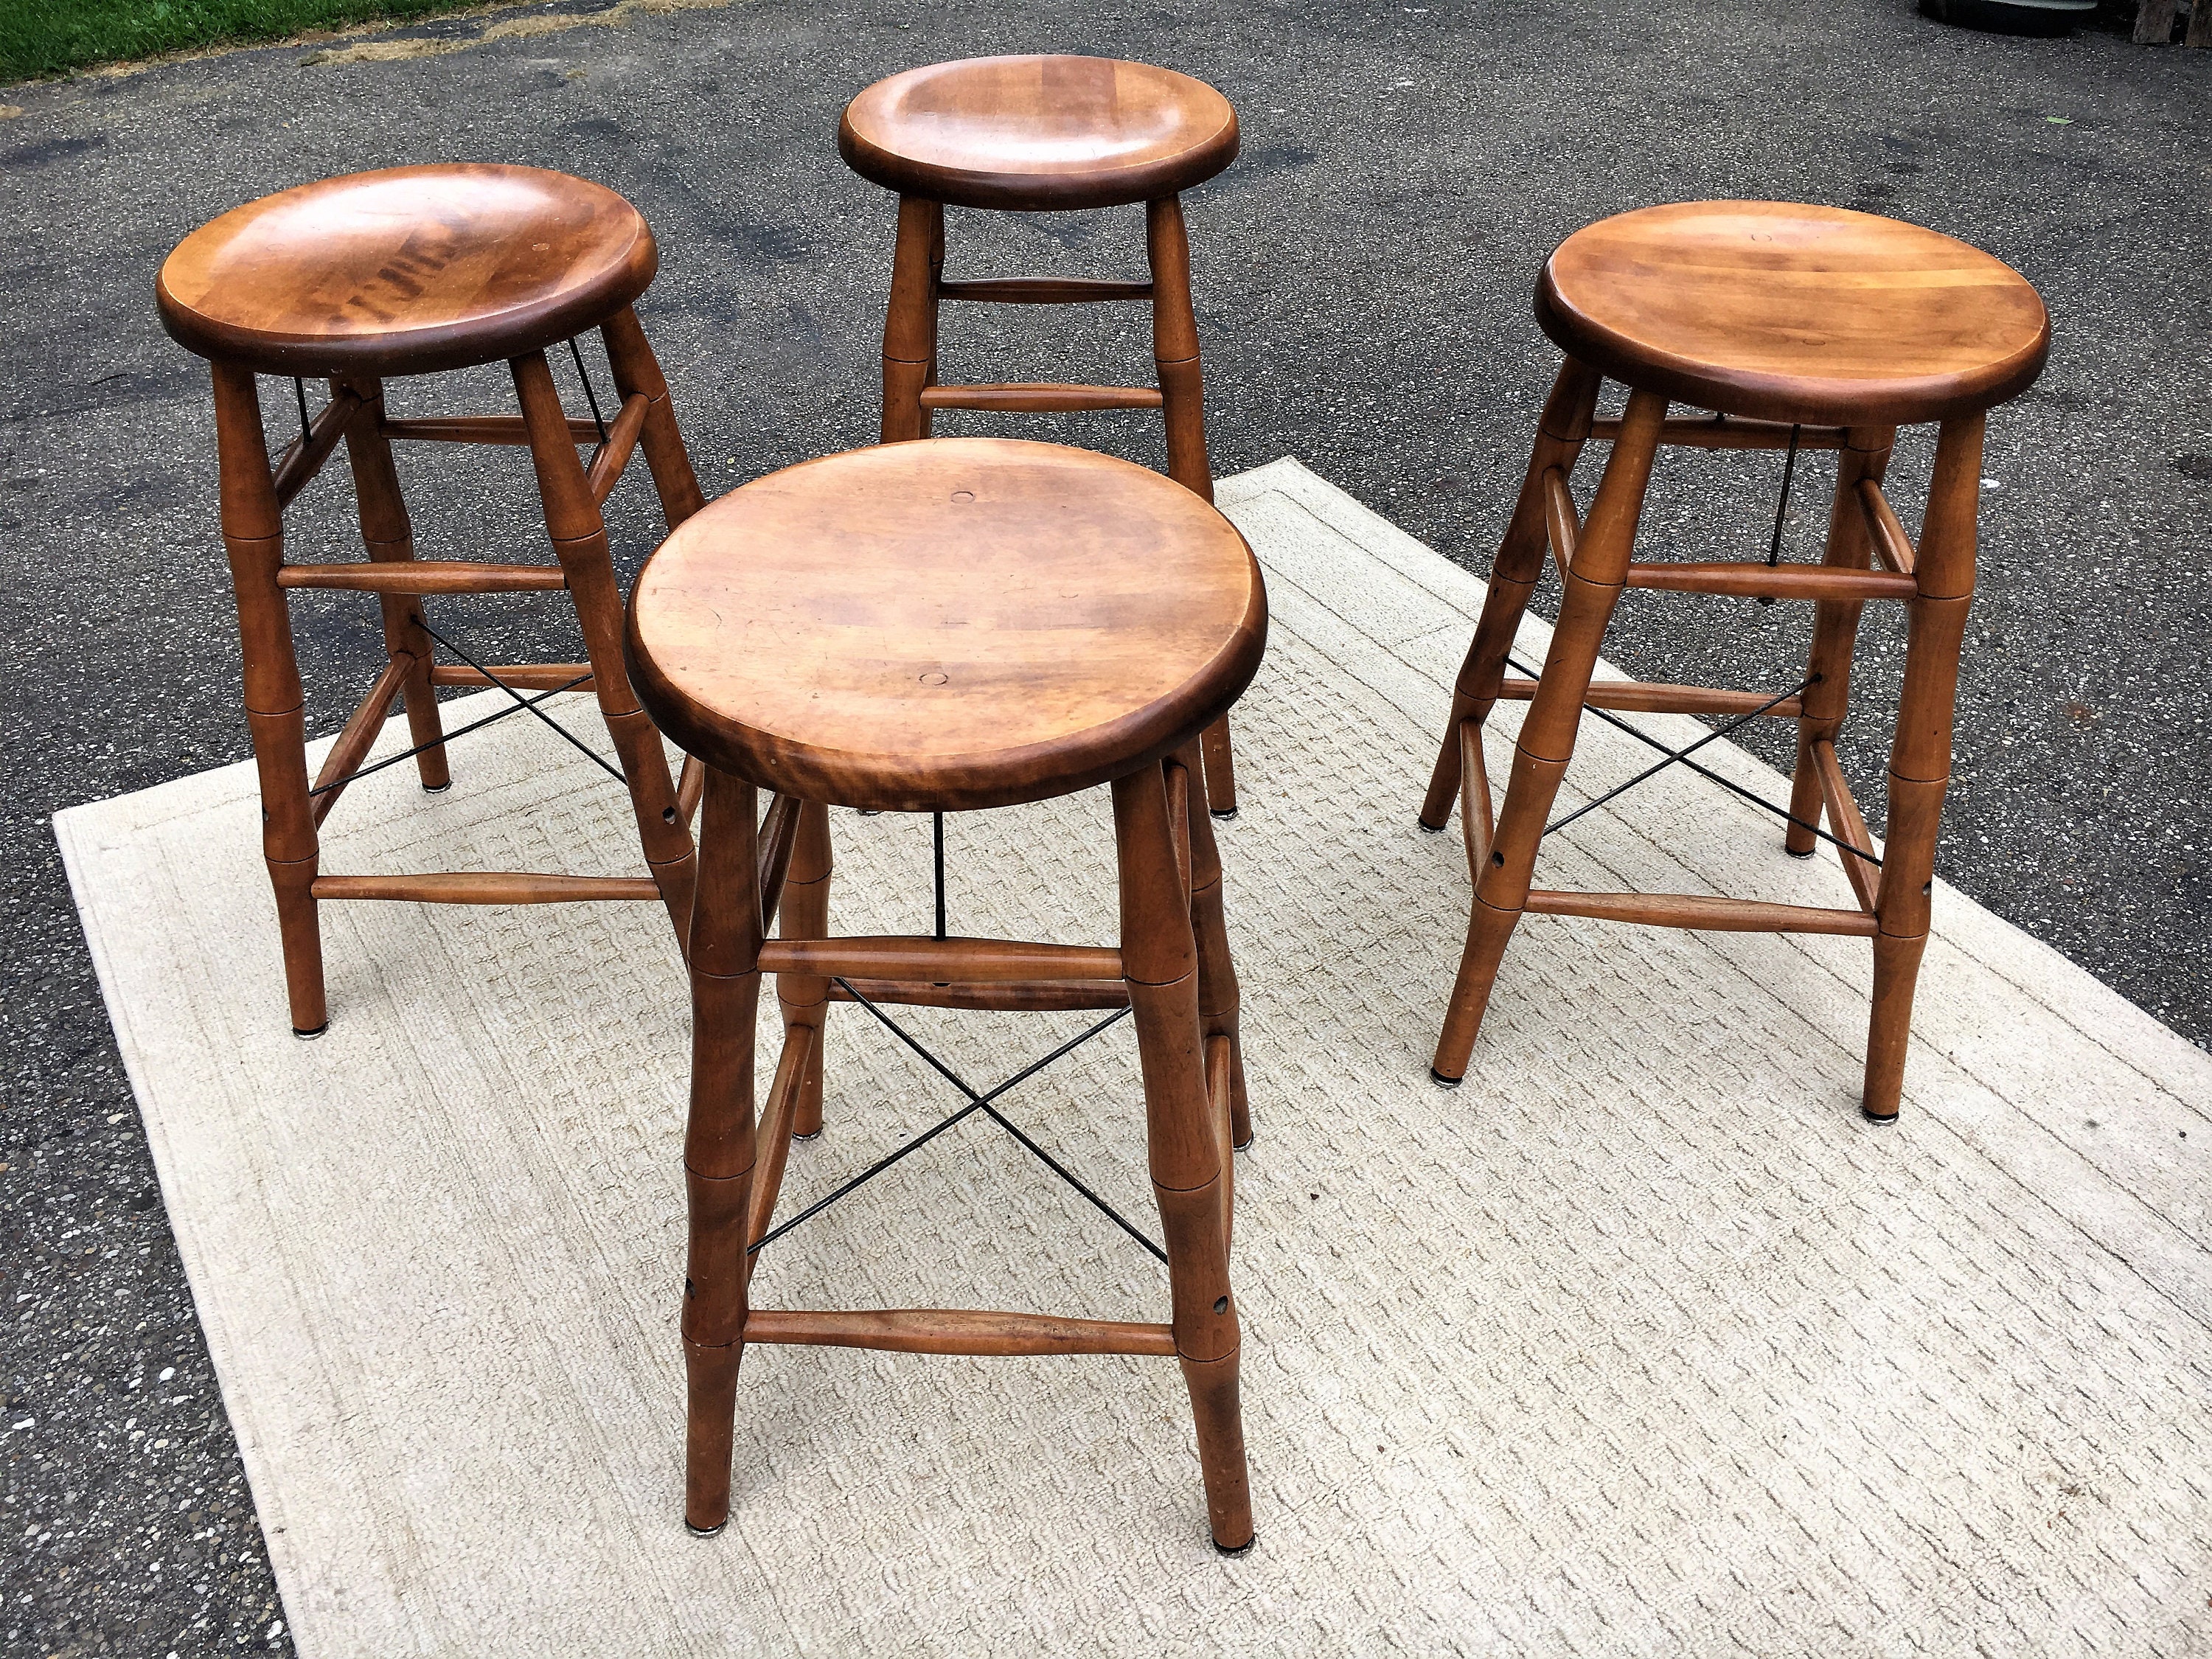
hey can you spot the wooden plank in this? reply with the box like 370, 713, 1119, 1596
1523, 888, 1881, 936
313, 873, 661, 903
1494, 678, 1804, 718
1812, 741, 1882, 912
1624, 562, 1918, 602
2135, 0, 2177, 41
277, 561, 567, 594
742, 1307, 1178, 1357
760, 936, 1122, 984
917, 383, 1165, 413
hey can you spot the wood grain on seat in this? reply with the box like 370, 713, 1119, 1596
838, 55, 1238, 211
156, 164, 657, 377
626, 437, 1267, 813
1536, 201, 2050, 425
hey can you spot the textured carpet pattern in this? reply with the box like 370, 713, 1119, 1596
58, 461, 2212, 1658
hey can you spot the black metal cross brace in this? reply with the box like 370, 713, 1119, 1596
1518, 653, 1878, 865
748, 983, 1158, 1262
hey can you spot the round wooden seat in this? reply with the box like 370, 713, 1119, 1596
1535, 201, 2050, 426
156, 163, 657, 378
838, 55, 1239, 211
627, 437, 1266, 813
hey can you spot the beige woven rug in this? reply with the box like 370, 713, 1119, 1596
59, 460, 2212, 1658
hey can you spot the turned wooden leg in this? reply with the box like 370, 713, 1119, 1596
1783, 425, 1896, 854
1172, 740, 1249, 1152
682, 768, 763, 1534
1419, 357, 1603, 830
1865, 414, 1981, 1121
1148, 195, 1239, 818
1431, 389, 1668, 1083
512, 349, 697, 942
777, 801, 832, 1140
212, 365, 326, 1036
881, 195, 942, 444
1113, 761, 1252, 1552
338, 376, 449, 792
599, 306, 707, 531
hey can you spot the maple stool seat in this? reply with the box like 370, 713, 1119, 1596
158, 164, 708, 1036
1416, 201, 2049, 1121
839, 54, 1248, 815
625, 436, 1265, 1551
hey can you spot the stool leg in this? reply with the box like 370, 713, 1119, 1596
599, 306, 707, 531
512, 349, 698, 942
681, 768, 763, 1534
338, 375, 449, 793
1432, 389, 1668, 1083
1172, 740, 1250, 1152
1783, 425, 1896, 855
922, 206, 945, 439
1113, 761, 1252, 1553
1419, 357, 1603, 830
1148, 195, 1239, 819
881, 195, 942, 444
1865, 414, 1982, 1121
778, 800, 832, 1140
212, 365, 326, 1036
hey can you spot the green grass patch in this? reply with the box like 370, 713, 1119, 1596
0, 0, 478, 83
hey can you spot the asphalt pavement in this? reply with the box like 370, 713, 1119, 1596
2, 0, 2207, 1651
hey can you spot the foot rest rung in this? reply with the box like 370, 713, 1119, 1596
917, 383, 1165, 413
830, 978, 1130, 1012
1624, 562, 1916, 602
936, 277, 1154, 305
1590, 416, 1849, 451
743, 1307, 1176, 1357
428, 662, 592, 690
762, 935, 1121, 984
585, 393, 651, 506
381, 414, 602, 447
313, 873, 661, 904
1525, 888, 1879, 936
277, 561, 567, 594
1495, 678, 1804, 718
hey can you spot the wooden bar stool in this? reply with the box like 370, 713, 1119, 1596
625, 436, 1265, 1551
158, 163, 708, 1036
1419, 202, 2048, 1121
839, 54, 1247, 816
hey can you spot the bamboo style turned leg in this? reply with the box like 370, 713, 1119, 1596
778, 801, 833, 1140
1783, 425, 1896, 855
1113, 760, 1253, 1554
1419, 357, 1604, 832
681, 768, 763, 1535
1172, 740, 1251, 1152
512, 349, 698, 940
338, 376, 449, 792
880, 195, 944, 445
1149, 196, 1239, 818
212, 364, 327, 1037
1863, 414, 1982, 1121
1430, 389, 1669, 1084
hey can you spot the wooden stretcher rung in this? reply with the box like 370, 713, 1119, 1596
742, 1307, 1178, 1358
917, 382, 1166, 413
1493, 678, 1804, 718
276, 560, 567, 594
1457, 719, 1492, 873
745, 1023, 818, 1248
380, 414, 601, 446
756, 792, 800, 928
585, 393, 650, 507
1857, 479, 1918, 577
829, 978, 1131, 1013
310, 654, 414, 827
1524, 888, 1879, 936
1624, 562, 1919, 602
937, 277, 1154, 305
313, 872, 661, 904
1811, 740, 1882, 913
1590, 416, 1848, 451
1543, 466, 1579, 578
761, 936, 1121, 984
271, 389, 365, 509
428, 662, 591, 689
